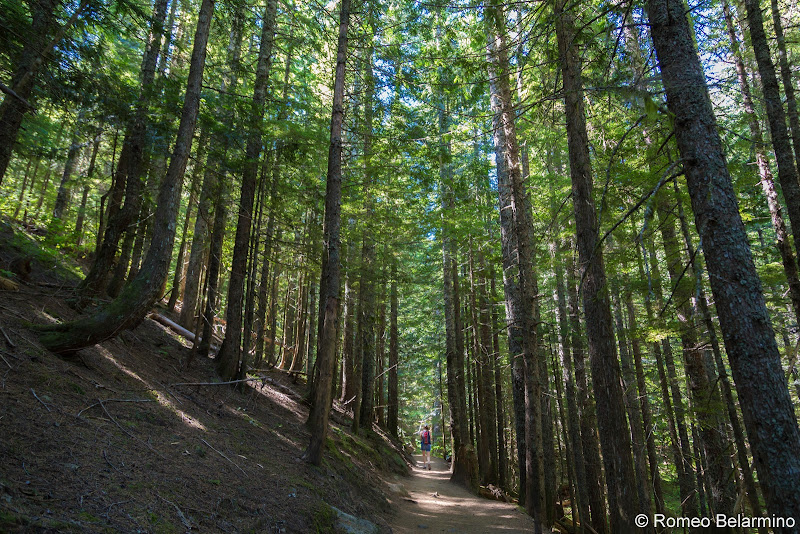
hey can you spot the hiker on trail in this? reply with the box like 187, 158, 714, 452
420, 425, 432, 470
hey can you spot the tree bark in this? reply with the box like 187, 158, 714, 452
78, 0, 169, 299
302, 0, 349, 466
486, 1, 547, 522
722, 0, 800, 326
646, 0, 800, 523
216, 0, 278, 382
0, 0, 90, 185
52, 118, 83, 223
769, 0, 800, 175
388, 264, 399, 438
555, 0, 638, 529
741, 0, 800, 257
39, 0, 214, 354
567, 247, 607, 533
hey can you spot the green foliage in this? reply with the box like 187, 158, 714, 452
311, 503, 337, 534
1, 0, 799, 515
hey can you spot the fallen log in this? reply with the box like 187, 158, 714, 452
0, 276, 19, 291
149, 312, 196, 342
148, 312, 221, 353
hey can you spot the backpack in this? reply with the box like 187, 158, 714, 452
422, 430, 431, 445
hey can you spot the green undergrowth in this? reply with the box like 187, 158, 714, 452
312, 502, 338, 533
331, 426, 408, 476
0, 219, 84, 282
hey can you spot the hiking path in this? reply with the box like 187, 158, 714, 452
387, 455, 538, 533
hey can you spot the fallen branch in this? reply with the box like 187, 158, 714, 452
169, 377, 263, 387
0, 326, 16, 348
102, 499, 131, 520
0, 353, 11, 369
200, 438, 248, 477
98, 399, 166, 460
0, 276, 19, 291
149, 312, 196, 342
102, 449, 121, 473
157, 493, 193, 530
30, 388, 51, 412
76, 398, 156, 418
268, 366, 306, 376
149, 312, 221, 351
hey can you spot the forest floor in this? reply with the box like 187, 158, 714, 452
387, 456, 537, 533
0, 219, 415, 533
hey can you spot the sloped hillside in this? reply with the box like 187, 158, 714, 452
0, 220, 410, 533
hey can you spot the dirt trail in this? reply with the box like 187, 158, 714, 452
388, 455, 537, 533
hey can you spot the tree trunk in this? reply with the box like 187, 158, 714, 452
357, 30, 377, 431
486, 1, 546, 522
167, 129, 206, 312
216, 0, 278, 382
769, 0, 800, 174
610, 278, 651, 522
254, 149, 280, 366
340, 246, 357, 404
477, 255, 498, 486
469, 241, 498, 485
95, 129, 118, 253
13, 157, 38, 220
722, 0, 800, 326
180, 158, 216, 328
193, 163, 228, 366
741, 0, 800, 257
567, 248, 607, 533
555, 0, 638, 529
74, 129, 102, 248
623, 290, 665, 516
673, 179, 766, 525
489, 269, 507, 490
243, 165, 270, 370
78, 0, 169, 299
375, 280, 386, 429
388, 264, 399, 438
302, 0, 349, 466
254, 45, 292, 363
52, 118, 83, 223
39, 0, 214, 354
0, 0, 89, 185
266, 228, 283, 367
442, 190, 476, 489
642, 237, 699, 517
646, 0, 800, 523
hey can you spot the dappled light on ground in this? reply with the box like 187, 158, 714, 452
95, 345, 207, 430
387, 455, 538, 533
